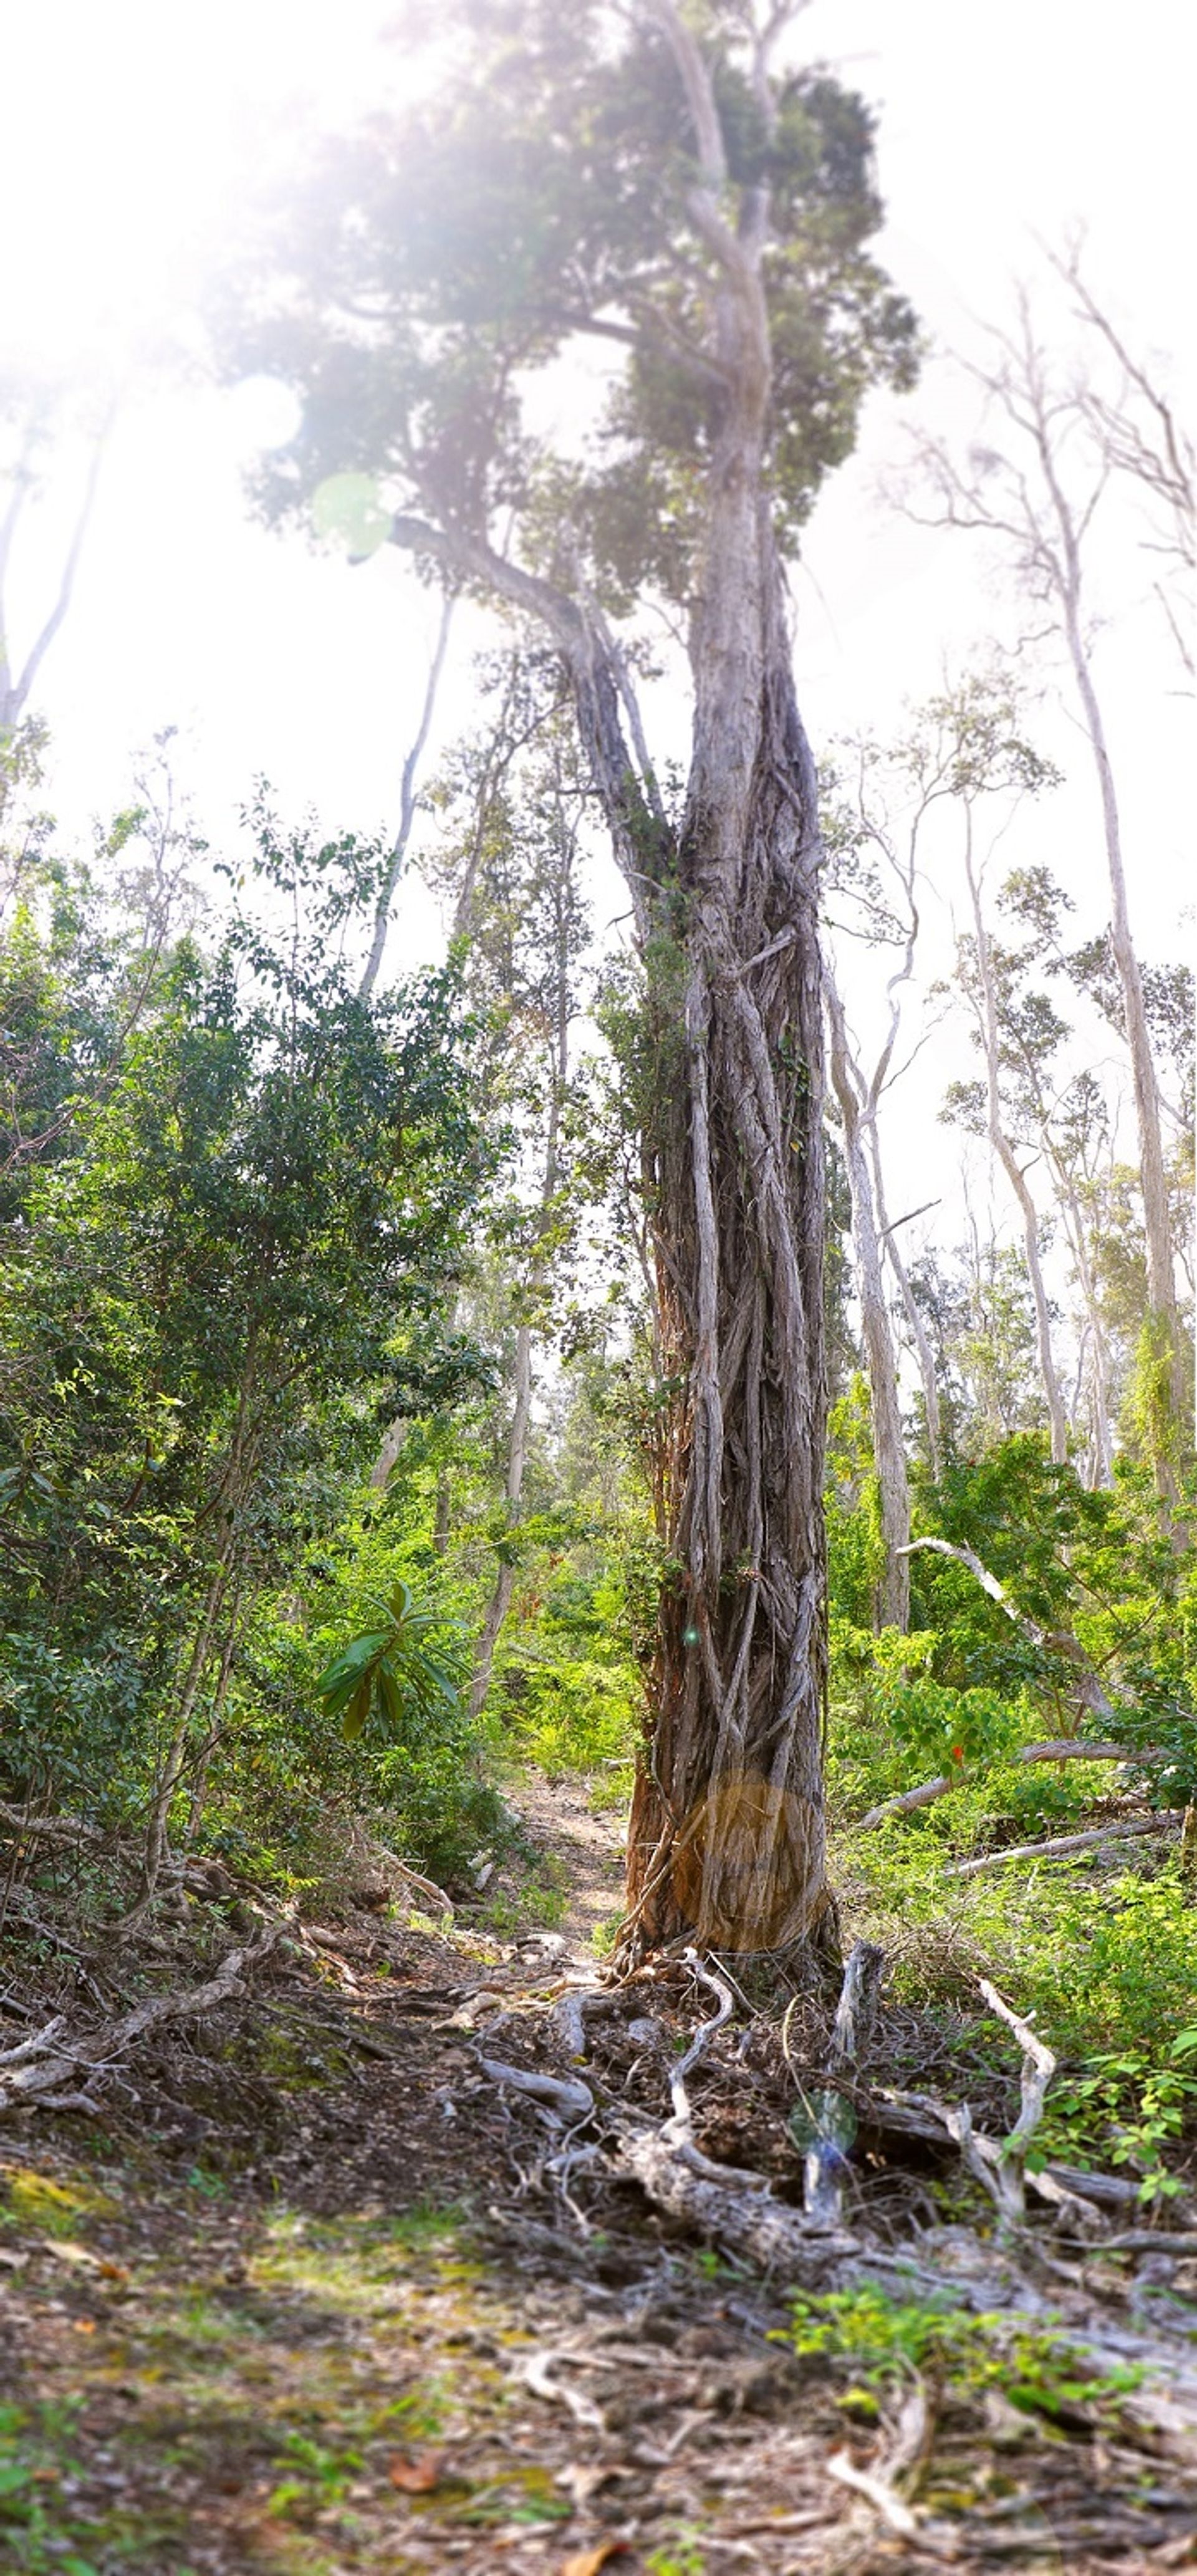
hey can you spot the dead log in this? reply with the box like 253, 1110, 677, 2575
860, 1742, 1166, 1833
948, 1815, 1180, 1877
617, 2122, 855, 2271
0, 1926, 280, 2118
0, 1802, 105, 1845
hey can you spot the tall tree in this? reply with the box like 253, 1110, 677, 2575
225, 0, 917, 1953
910, 285, 1190, 1486
422, 695, 594, 1720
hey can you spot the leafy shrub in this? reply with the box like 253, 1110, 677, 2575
777, 2284, 1140, 2418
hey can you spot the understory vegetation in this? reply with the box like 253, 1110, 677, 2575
1, 711, 1195, 2209
1, 8, 1195, 2560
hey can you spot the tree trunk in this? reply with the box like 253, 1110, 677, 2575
619, 22, 830, 1949
623, 536, 830, 1951
871, 1132, 945, 1483
391, 7, 834, 1958
825, 963, 910, 1628
963, 824, 1069, 1466
468, 1315, 532, 1723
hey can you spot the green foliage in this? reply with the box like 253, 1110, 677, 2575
224, 0, 918, 615
0, 802, 500, 1883
493, 1550, 644, 1772
778, 2284, 1141, 2419
314, 1580, 465, 1746
1041, 2021, 1197, 2205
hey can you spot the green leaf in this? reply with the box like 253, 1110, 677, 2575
341, 1678, 374, 1743
310, 471, 392, 559
377, 1662, 406, 1733
313, 1632, 391, 1703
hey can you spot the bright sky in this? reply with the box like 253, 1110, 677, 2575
0, 0, 1191, 1310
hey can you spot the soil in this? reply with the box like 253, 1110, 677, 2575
3, 1774, 1197, 2575
491, 1766, 628, 1947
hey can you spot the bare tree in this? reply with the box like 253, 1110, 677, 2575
820, 738, 939, 1622
1056, 247, 1195, 688
909, 286, 1189, 1486
952, 822, 1069, 1465
0, 395, 112, 741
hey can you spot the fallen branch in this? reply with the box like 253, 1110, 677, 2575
868, 2090, 1134, 2218
825, 2446, 919, 2539
860, 1741, 1165, 1832
477, 2056, 595, 2124
0, 1802, 105, 1846
860, 1774, 953, 1829
898, 1536, 1116, 1724
617, 2120, 854, 2271
979, 1978, 1055, 2227
800, 1940, 883, 2228
516, 2348, 605, 2430
948, 1814, 1180, 1877
0, 1927, 280, 2118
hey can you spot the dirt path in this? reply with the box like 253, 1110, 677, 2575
499, 1766, 628, 1949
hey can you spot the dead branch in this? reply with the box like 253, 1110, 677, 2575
800, 1940, 883, 2227
476, 2056, 595, 2125
897, 1536, 1116, 1721
979, 1978, 1055, 2226
948, 1814, 1180, 1877
859, 1775, 953, 1830
825, 2393, 925, 2540
860, 1741, 1166, 1833
0, 1926, 280, 2118
868, 2089, 1132, 2218
0, 1802, 105, 1845
653, 1951, 776, 2189
516, 2348, 605, 2430
617, 2120, 853, 2269
830, 1939, 884, 2072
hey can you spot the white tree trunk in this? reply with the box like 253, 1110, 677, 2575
870, 1134, 945, 1483
963, 825, 1069, 1465
825, 963, 910, 1628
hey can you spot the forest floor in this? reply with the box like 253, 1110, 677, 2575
4, 1781, 1197, 2575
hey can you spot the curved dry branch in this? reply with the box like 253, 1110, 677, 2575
0, 1928, 280, 2119
948, 1814, 1180, 1878
860, 1740, 1165, 1833
358, 587, 454, 999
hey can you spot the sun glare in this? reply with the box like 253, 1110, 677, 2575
0, 1, 395, 385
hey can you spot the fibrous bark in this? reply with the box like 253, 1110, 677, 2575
391, 7, 832, 1958
617, 2, 829, 1956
